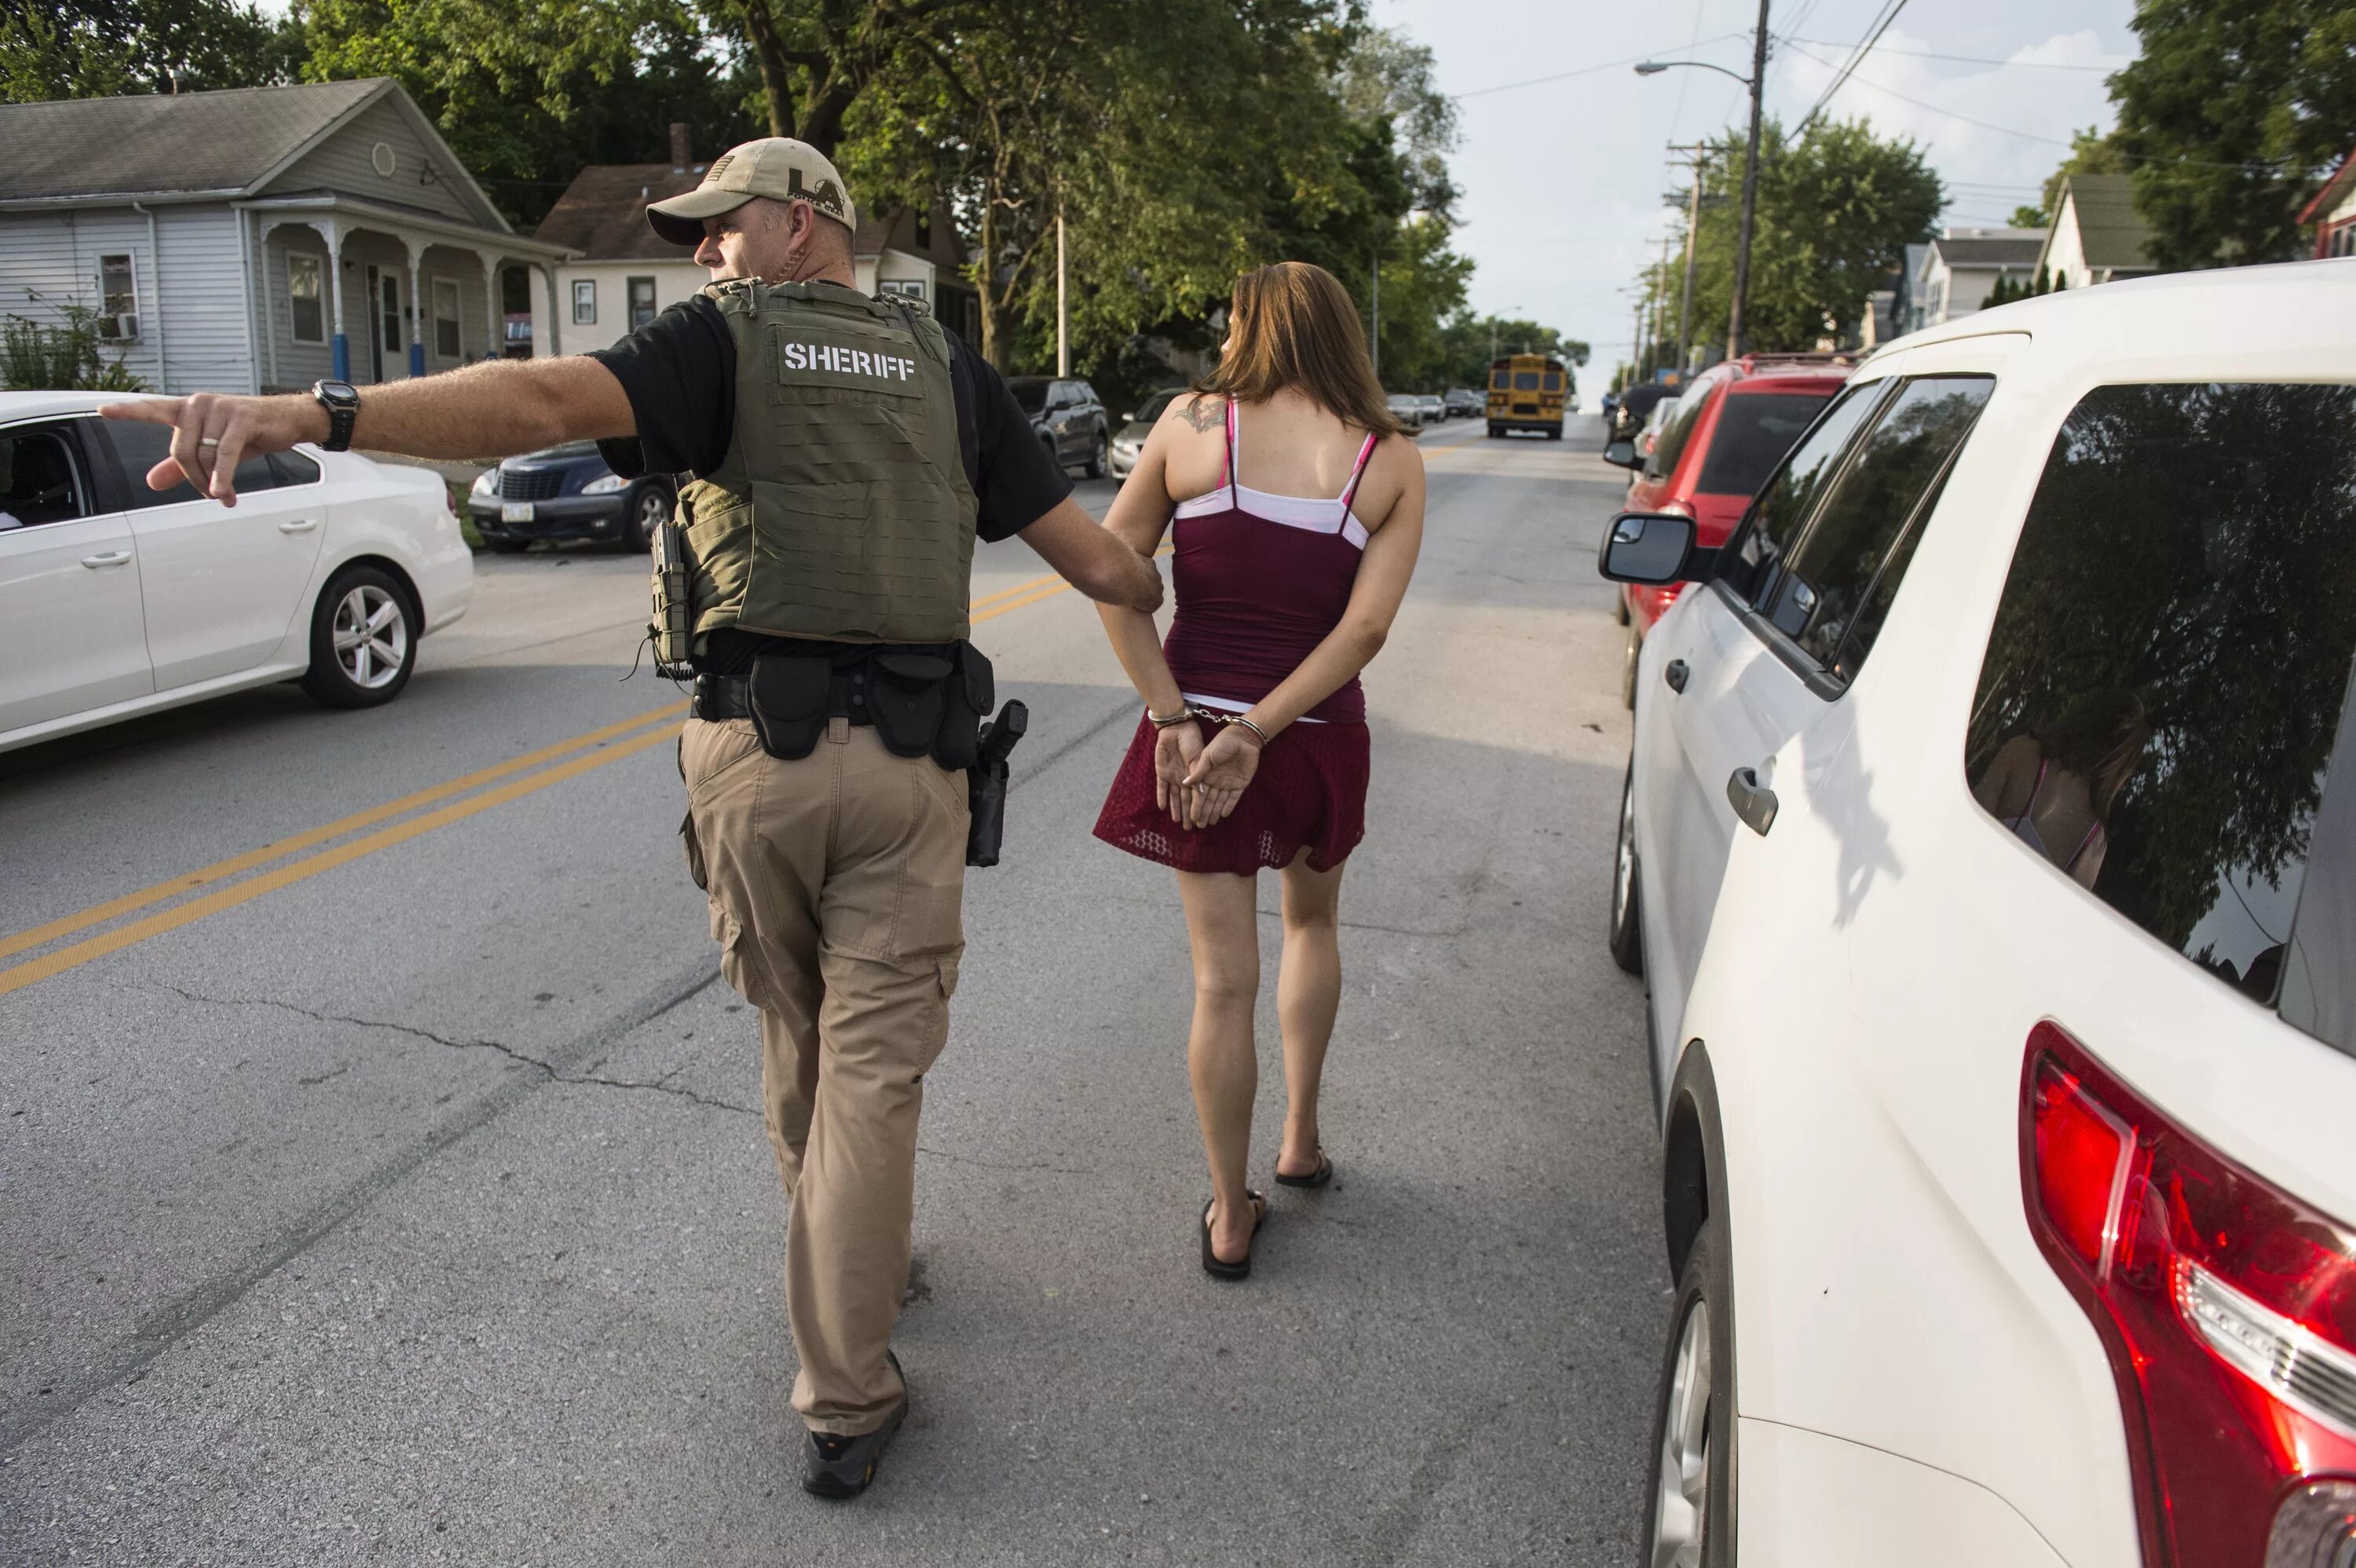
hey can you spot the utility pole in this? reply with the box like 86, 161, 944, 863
1670, 144, 1707, 377
1055, 210, 1069, 378
1370, 251, 1381, 383
1654, 232, 1672, 378
1628, 293, 1644, 391
1728, 0, 1770, 360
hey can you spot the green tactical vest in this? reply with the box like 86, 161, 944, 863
679, 278, 979, 646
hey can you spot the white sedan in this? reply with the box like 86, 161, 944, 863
0, 392, 473, 755
1601, 259, 2356, 1566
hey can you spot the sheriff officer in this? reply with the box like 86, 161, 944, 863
105, 137, 1162, 1500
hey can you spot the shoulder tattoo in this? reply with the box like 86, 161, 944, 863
1179, 395, 1225, 433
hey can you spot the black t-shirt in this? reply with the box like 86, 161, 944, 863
590, 294, 1071, 674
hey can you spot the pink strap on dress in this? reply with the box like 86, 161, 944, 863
1224, 398, 1239, 507
1338, 432, 1379, 513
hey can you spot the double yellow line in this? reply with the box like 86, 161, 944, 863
0, 564, 1109, 1000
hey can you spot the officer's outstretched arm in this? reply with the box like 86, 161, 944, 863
101, 357, 635, 508
1017, 497, 1164, 613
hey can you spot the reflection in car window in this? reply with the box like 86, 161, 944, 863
103, 417, 287, 506
0, 427, 90, 528
1764, 376, 1993, 674
1696, 391, 1835, 498
1729, 380, 1883, 605
1644, 388, 1711, 481
1966, 382, 2356, 1047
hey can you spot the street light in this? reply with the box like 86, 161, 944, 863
1634, 0, 1770, 358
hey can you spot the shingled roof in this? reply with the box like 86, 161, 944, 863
0, 79, 388, 203
1930, 233, 2044, 269
2059, 174, 2157, 273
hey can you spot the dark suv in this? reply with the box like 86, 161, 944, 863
1007, 378, 1110, 479
468, 442, 676, 554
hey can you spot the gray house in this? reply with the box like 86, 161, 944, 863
0, 79, 572, 395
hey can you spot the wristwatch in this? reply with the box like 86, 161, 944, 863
311, 380, 360, 451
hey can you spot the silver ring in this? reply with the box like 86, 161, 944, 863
198, 437, 221, 447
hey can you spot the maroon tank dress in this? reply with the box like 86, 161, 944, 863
1094, 400, 1378, 875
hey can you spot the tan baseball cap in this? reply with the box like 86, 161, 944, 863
645, 137, 857, 246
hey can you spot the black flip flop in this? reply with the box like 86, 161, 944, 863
1275, 1148, 1333, 1189
1201, 1190, 1267, 1281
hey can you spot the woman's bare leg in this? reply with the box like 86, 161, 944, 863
1177, 868, 1264, 1263
1276, 853, 1345, 1178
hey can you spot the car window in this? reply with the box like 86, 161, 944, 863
1725, 380, 1886, 606
1645, 387, 1713, 481
1135, 390, 1179, 424
1760, 376, 1993, 676
269, 451, 321, 487
1542, 371, 1563, 393
1074, 382, 1098, 406
101, 416, 280, 508
1966, 382, 2356, 1050
1008, 380, 1048, 414
0, 425, 93, 528
1696, 390, 1837, 499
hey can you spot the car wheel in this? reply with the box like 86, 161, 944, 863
302, 565, 417, 709
1621, 619, 1642, 711
1609, 762, 1644, 976
622, 483, 670, 554
1084, 428, 1107, 480
1641, 1218, 1735, 1568
1487, 423, 1501, 439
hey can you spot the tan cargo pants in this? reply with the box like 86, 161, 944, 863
679, 714, 967, 1435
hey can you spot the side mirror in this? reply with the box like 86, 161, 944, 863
1604, 439, 1640, 468
1597, 511, 1700, 586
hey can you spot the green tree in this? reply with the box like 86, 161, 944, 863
2110, 0, 2356, 268
2, 0, 300, 101
1668, 117, 1943, 355
300, 0, 763, 225
1436, 313, 1586, 387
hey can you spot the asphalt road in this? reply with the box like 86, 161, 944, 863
0, 414, 1663, 1566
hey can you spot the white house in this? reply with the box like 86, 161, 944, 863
1912, 228, 2045, 326
2034, 174, 2158, 291
0, 79, 572, 395
536, 128, 982, 353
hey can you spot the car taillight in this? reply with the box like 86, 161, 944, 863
2021, 1023, 2356, 1568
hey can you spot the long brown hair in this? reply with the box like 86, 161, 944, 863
1194, 261, 1407, 437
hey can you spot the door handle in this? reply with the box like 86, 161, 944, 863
79, 550, 132, 568
1726, 767, 1779, 837
279, 518, 319, 533
1664, 659, 1689, 693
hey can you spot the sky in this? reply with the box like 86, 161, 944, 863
1370, 0, 2138, 375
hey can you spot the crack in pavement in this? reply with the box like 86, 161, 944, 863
148, 983, 758, 1117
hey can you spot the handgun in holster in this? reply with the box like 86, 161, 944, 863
649, 517, 695, 679
965, 700, 1028, 868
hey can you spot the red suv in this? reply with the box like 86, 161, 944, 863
1608, 353, 1855, 705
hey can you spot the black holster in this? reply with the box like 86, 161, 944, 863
965, 700, 1028, 868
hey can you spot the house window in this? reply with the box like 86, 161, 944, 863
880, 279, 926, 302
627, 276, 657, 330
97, 254, 138, 340
288, 252, 325, 344
432, 277, 462, 359
573, 279, 597, 325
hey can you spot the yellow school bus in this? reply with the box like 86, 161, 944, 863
1487, 353, 1570, 439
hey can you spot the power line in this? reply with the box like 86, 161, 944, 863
1452, 34, 1747, 101
1781, 45, 2296, 170
1798, 0, 1913, 130
1787, 36, 2122, 72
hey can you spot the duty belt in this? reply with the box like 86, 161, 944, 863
691, 671, 876, 726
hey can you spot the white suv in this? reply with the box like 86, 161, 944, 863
1601, 261, 2356, 1567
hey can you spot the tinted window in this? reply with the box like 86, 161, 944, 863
1008, 379, 1049, 414
1966, 382, 2356, 1044
102, 417, 280, 506
1513, 371, 1539, 391
1645, 388, 1712, 481
1762, 376, 1992, 674
1728, 380, 1885, 602
1696, 390, 1836, 498
0, 426, 92, 528
269, 451, 321, 486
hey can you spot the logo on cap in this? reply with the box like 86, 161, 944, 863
787, 166, 849, 224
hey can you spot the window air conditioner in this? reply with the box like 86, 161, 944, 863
109, 313, 139, 340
